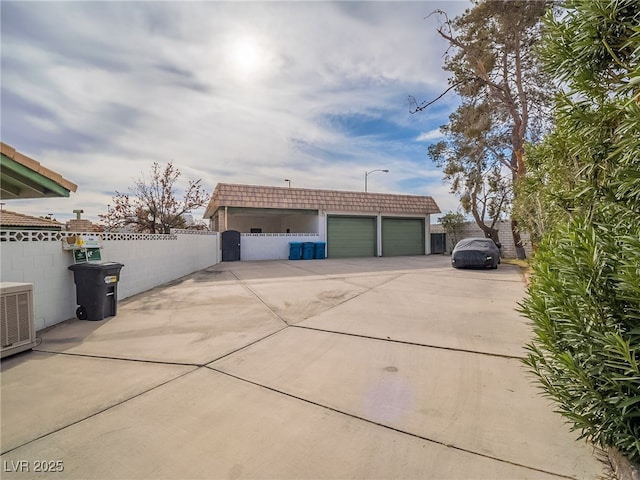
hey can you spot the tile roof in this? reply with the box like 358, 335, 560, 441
204, 183, 440, 218
1, 142, 78, 195
0, 209, 64, 229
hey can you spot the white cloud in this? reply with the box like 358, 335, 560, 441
1, 1, 470, 223
416, 128, 444, 142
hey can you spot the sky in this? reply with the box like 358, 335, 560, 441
1, 1, 471, 225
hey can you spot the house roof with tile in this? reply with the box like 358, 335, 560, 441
1, 142, 78, 199
204, 183, 440, 218
0, 209, 64, 230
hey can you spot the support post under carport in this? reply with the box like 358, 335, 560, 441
376, 213, 383, 257
425, 215, 431, 255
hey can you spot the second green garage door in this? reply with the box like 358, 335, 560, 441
327, 216, 376, 258
382, 217, 425, 256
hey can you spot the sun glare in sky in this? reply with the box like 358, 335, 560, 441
229, 36, 266, 79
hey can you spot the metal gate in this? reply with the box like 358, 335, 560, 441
430, 233, 446, 254
221, 230, 241, 261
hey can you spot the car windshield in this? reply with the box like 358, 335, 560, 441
458, 239, 494, 249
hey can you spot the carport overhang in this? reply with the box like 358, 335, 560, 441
1, 142, 78, 199
212, 206, 319, 233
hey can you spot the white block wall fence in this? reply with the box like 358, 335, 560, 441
430, 220, 533, 258
0, 229, 220, 331
240, 233, 321, 261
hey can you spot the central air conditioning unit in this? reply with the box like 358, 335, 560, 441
1, 282, 37, 358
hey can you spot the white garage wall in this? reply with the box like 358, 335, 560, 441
240, 233, 321, 261
227, 213, 319, 234
0, 230, 219, 331
281, 215, 318, 233
229, 215, 281, 232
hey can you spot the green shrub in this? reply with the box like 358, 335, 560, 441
517, 0, 640, 463
522, 204, 640, 461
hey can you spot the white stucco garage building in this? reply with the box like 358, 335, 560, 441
204, 183, 441, 260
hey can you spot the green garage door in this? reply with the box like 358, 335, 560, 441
382, 218, 425, 256
327, 216, 376, 258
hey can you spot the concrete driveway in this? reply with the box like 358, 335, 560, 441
1, 256, 603, 479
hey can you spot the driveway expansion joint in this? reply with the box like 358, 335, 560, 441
207, 366, 579, 480
228, 270, 290, 326
290, 325, 527, 360
203, 325, 289, 365
32, 348, 205, 367
1, 367, 196, 456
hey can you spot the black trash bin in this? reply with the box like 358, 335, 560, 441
68, 262, 124, 320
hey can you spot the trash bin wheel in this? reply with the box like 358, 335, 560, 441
76, 306, 88, 320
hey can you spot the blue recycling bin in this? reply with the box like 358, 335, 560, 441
289, 242, 302, 260
302, 242, 315, 260
314, 242, 326, 259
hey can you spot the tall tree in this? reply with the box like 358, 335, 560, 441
427, 102, 512, 243
414, 0, 551, 258
100, 162, 209, 234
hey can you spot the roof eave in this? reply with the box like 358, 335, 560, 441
0, 143, 78, 200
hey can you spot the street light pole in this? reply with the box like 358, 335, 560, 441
284, 179, 291, 188
364, 169, 389, 192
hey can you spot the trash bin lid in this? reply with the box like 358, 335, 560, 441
69, 261, 125, 271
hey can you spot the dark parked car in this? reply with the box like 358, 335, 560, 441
451, 238, 501, 269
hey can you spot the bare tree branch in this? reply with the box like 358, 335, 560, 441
100, 162, 209, 233
408, 81, 463, 114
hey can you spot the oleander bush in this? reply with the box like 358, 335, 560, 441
518, 0, 640, 463
522, 206, 640, 462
